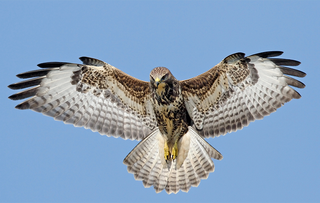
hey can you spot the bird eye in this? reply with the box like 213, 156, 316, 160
162, 74, 168, 81
150, 76, 155, 82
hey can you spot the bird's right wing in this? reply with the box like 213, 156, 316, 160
8, 57, 157, 140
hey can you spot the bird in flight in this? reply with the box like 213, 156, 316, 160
8, 51, 306, 194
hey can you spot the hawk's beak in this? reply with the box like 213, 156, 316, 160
155, 77, 161, 87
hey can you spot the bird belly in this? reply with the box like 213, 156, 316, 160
155, 102, 189, 154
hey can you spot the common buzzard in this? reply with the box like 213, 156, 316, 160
8, 51, 306, 193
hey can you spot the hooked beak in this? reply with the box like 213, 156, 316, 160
155, 77, 161, 87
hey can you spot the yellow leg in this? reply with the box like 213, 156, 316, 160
171, 141, 178, 160
164, 141, 170, 160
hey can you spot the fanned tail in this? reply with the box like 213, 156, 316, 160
123, 127, 223, 194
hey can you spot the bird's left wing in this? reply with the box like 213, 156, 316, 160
8, 57, 157, 140
180, 51, 306, 138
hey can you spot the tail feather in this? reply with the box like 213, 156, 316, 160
125, 131, 159, 177
178, 165, 189, 192
184, 157, 200, 187
135, 144, 159, 180
123, 127, 223, 194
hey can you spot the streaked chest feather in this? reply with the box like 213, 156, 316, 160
153, 96, 188, 141
156, 82, 167, 97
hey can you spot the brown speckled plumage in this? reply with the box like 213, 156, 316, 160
149, 68, 189, 154
9, 51, 306, 194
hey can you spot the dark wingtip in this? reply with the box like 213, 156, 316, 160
8, 94, 20, 100
8, 87, 38, 100
8, 77, 43, 90
279, 66, 306, 78
270, 58, 301, 66
37, 62, 70, 68
15, 102, 30, 110
16, 69, 52, 79
254, 51, 284, 58
8, 94, 14, 100
284, 76, 306, 89
8, 84, 16, 90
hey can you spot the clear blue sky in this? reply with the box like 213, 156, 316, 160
1, 1, 319, 202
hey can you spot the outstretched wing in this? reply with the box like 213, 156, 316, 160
8, 57, 157, 140
181, 51, 306, 138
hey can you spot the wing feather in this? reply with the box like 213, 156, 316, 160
181, 51, 306, 138
8, 57, 156, 140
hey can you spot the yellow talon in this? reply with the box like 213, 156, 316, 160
164, 141, 170, 160
171, 141, 178, 160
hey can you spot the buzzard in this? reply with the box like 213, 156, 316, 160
8, 51, 306, 194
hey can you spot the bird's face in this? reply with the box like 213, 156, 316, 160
149, 67, 174, 99
150, 67, 171, 88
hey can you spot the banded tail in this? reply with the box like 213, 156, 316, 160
123, 127, 223, 194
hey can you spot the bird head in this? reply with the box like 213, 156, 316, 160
150, 67, 172, 88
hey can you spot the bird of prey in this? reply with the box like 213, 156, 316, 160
8, 51, 306, 194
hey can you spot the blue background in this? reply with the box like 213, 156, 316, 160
1, 1, 319, 202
